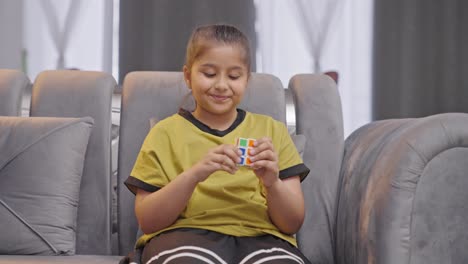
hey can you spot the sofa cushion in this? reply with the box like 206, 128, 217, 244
0, 116, 93, 255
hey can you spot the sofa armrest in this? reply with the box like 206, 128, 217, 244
336, 113, 468, 264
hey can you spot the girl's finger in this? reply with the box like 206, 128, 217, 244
249, 149, 276, 162
252, 138, 274, 154
223, 146, 242, 163
250, 160, 276, 171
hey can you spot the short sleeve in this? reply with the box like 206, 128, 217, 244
125, 124, 171, 194
275, 122, 310, 181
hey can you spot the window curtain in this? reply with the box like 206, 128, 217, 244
40, 0, 82, 69
119, 0, 256, 84
255, 0, 373, 136
373, 0, 468, 120
24, 0, 110, 81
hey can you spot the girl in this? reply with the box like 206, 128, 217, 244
125, 24, 312, 264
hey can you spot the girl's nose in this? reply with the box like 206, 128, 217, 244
214, 76, 228, 90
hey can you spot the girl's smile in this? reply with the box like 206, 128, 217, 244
209, 94, 231, 102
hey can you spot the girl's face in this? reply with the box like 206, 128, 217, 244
184, 44, 249, 124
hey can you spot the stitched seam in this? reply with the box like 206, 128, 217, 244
0, 198, 59, 254
0, 117, 92, 171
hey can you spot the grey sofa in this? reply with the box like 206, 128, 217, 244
0, 70, 121, 263
292, 75, 468, 264
336, 113, 468, 264
2, 69, 467, 264
29, 70, 116, 256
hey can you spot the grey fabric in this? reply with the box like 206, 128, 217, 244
0, 116, 93, 255
118, 71, 187, 254
117, 71, 287, 255
0, 255, 122, 264
240, 73, 286, 124
29, 70, 116, 255
373, 1, 468, 119
291, 134, 306, 159
336, 113, 468, 264
289, 74, 344, 264
410, 148, 468, 264
0, 69, 30, 116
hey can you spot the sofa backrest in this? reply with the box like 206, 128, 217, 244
29, 70, 116, 255
0, 69, 30, 116
117, 71, 286, 254
289, 73, 344, 264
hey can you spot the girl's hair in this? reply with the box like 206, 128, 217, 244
185, 24, 251, 73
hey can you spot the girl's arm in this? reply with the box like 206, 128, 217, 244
250, 137, 305, 234
135, 144, 241, 234
135, 167, 201, 234
264, 176, 304, 235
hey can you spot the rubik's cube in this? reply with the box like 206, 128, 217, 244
236, 137, 255, 166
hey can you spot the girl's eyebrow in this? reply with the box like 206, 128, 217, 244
199, 63, 245, 71
199, 63, 216, 68
229, 66, 245, 71
200, 63, 217, 68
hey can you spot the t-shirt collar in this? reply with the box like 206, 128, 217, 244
178, 108, 246, 137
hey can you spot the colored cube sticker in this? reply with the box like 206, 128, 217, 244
239, 156, 253, 166
237, 137, 255, 148
239, 147, 247, 156
236, 137, 255, 166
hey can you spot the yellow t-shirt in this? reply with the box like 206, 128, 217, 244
125, 109, 309, 248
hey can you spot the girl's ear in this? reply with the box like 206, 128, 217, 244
183, 65, 191, 89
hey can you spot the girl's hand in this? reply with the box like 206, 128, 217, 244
249, 137, 280, 188
192, 144, 242, 182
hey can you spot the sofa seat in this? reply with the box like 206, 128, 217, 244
0, 255, 123, 264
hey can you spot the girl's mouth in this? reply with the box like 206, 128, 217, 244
210, 95, 230, 102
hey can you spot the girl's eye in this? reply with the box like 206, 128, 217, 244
229, 75, 240, 80
203, 72, 216, 78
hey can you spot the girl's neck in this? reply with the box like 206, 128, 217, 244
192, 109, 238, 131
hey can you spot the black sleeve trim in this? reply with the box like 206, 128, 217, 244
124, 176, 161, 195
279, 163, 310, 182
